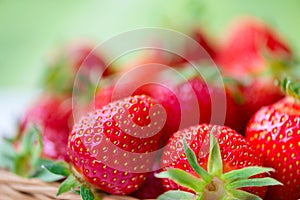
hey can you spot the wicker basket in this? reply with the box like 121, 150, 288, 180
0, 170, 153, 200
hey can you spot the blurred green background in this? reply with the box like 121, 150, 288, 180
1, 0, 300, 90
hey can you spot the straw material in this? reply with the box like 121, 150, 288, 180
0, 170, 151, 200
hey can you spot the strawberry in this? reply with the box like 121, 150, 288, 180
217, 17, 294, 133
176, 76, 242, 133
19, 94, 73, 161
245, 78, 300, 200
48, 95, 166, 198
95, 67, 242, 144
137, 75, 241, 139
157, 124, 281, 199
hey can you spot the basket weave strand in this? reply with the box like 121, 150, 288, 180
0, 170, 148, 200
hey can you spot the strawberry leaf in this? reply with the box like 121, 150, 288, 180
183, 138, 211, 182
157, 190, 196, 200
43, 161, 70, 177
80, 185, 95, 200
229, 189, 262, 200
57, 175, 80, 196
278, 77, 300, 101
221, 166, 274, 181
14, 154, 31, 176
33, 167, 65, 182
155, 168, 205, 192
227, 177, 282, 190
29, 126, 43, 169
11, 125, 44, 177
0, 137, 17, 171
207, 127, 222, 176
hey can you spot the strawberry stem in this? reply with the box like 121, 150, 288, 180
277, 77, 300, 102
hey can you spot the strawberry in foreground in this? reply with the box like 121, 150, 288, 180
156, 124, 281, 199
246, 78, 300, 200
45, 95, 166, 199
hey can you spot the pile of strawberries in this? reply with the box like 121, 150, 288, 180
3, 17, 300, 200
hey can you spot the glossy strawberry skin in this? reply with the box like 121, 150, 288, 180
68, 95, 164, 195
20, 94, 73, 161
161, 124, 267, 198
134, 83, 180, 144
246, 97, 300, 200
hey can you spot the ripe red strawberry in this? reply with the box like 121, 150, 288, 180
138, 76, 241, 138
176, 76, 242, 133
61, 95, 165, 196
19, 94, 73, 161
246, 78, 300, 200
158, 124, 281, 199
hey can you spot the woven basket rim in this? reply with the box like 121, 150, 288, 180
0, 169, 155, 200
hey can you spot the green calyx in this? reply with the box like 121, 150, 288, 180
155, 127, 282, 200
43, 161, 98, 200
277, 77, 300, 102
0, 125, 65, 182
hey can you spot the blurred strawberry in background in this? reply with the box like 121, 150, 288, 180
167, 28, 217, 65
217, 17, 293, 77
19, 94, 72, 161
43, 40, 111, 96
217, 17, 295, 134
